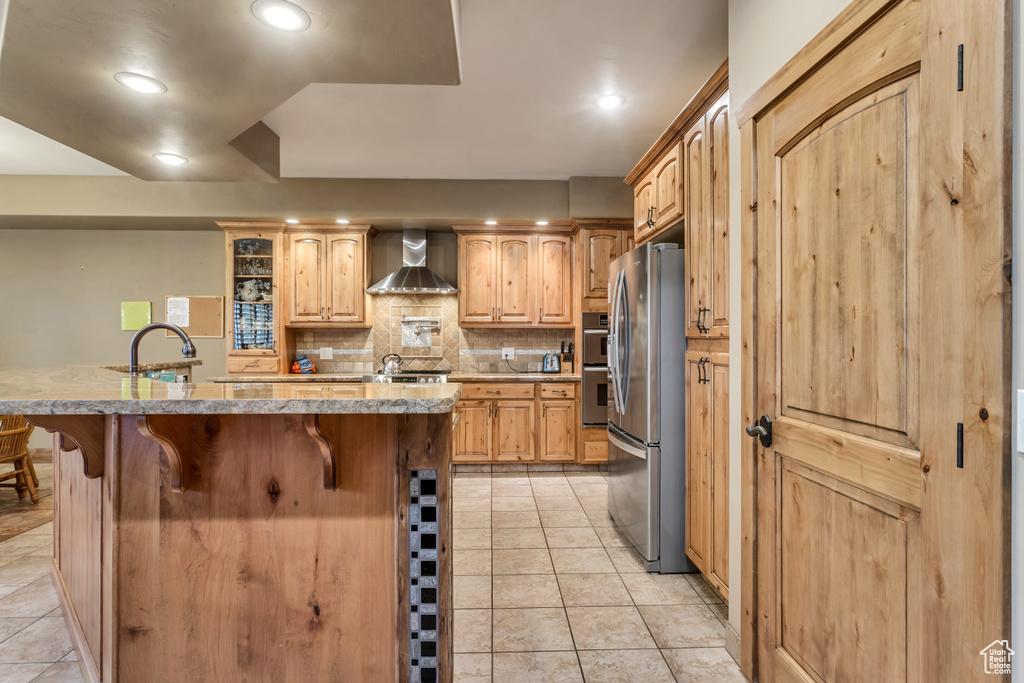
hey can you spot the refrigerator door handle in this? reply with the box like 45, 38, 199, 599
610, 270, 627, 417
608, 426, 647, 460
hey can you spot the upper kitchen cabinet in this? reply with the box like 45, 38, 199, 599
284, 225, 375, 327
454, 225, 574, 328
625, 62, 729, 338
219, 223, 286, 374
536, 235, 572, 325
574, 220, 635, 308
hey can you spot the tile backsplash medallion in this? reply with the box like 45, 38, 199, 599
294, 293, 572, 374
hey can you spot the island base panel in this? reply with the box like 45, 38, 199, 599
51, 412, 452, 683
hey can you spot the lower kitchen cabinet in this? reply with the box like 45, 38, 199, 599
494, 400, 536, 461
684, 349, 729, 599
539, 400, 576, 461
452, 383, 579, 463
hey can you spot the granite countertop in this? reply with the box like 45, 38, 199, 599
0, 366, 460, 415
102, 359, 204, 373
209, 372, 582, 383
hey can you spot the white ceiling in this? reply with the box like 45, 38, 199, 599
0, 0, 728, 181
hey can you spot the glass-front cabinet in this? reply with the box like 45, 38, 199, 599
220, 224, 284, 373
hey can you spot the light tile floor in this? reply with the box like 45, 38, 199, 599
0, 466, 745, 682
0, 461, 83, 683
453, 471, 746, 682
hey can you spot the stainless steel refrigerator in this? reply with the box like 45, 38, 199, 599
607, 242, 694, 573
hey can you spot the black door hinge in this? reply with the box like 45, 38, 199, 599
956, 422, 964, 468
957, 44, 964, 91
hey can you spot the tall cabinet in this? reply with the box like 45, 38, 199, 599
625, 62, 730, 600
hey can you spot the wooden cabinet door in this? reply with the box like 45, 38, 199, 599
459, 235, 496, 323
539, 400, 575, 462
706, 95, 729, 337
496, 236, 533, 324
536, 235, 572, 325
684, 350, 710, 571
492, 400, 535, 462
707, 353, 729, 598
624, 232, 635, 253
633, 173, 655, 243
325, 233, 366, 323
653, 141, 684, 229
683, 118, 708, 338
582, 229, 621, 300
453, 401, 492, 462
288, 234, 325, 323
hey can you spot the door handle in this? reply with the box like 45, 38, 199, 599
745, 415, 773, 448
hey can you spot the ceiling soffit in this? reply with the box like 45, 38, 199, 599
0, 0, 462, 182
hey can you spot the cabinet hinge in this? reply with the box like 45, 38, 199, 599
957, 44, 964, 92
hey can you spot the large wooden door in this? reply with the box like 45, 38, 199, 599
536, 235, 572, 325
496, 236, 533, 324
741, 1, 1010, 682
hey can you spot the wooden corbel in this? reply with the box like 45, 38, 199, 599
303, 415, 337, 491
25, 415, 106, 479
135, 415, 198, 492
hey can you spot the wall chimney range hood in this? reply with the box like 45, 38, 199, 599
366, 229, 457, 294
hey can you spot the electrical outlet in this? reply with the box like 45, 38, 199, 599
319, 347, 334, 360
501, 347, 515, 360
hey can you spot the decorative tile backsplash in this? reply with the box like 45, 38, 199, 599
294, 294, 572, 374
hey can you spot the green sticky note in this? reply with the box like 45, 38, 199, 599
121, 301, 152, 331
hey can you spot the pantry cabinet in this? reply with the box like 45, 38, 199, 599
455, 227, 573, 327
683, 350, 729, 599
284, 226, 374, 327
452, 382, 578, 463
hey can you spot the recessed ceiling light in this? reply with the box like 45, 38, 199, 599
114, 72, 167, 94
536, 220, 549, 226
252, 0, 311, 31
485, 220, 498, 226
335, 219, 350, 225
285, 218, 300, 224
595, 94, 626, 109
153, 152, 188, 166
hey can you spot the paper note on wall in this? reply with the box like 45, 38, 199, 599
166, 297, 190, 328
121, 301, 152, 331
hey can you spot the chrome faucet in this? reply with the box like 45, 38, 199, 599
129, 323, 196, 376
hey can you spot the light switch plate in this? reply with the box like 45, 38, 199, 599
502, 347, 515, 360
319, 347, 334, 360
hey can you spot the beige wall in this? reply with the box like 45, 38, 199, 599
726, 0, 850, 636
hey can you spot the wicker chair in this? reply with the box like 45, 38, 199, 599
0, 416, 39, 504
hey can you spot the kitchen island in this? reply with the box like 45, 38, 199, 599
0, 367, 460, 683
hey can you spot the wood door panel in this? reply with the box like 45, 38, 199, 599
326, 235, 362, 322
460, 236, 496, 323
779, 462, 914, 683
497, 236, 533, 323
708, 97, 730, 336
684, 351, 709, 570
289, 236, 324, 321
537, 235, 572, 324
454, 401, 491, 461
540, 400, 575, 462
684, 120, 707, 337
583, 230, 621, 300
708, 357, 730, 596
653, 142, 683, 229
780, 78, 918, 446
493, 401, 535, 461
634, 175, 656, 242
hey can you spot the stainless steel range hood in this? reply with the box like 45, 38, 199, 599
366, 229, 457, 294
